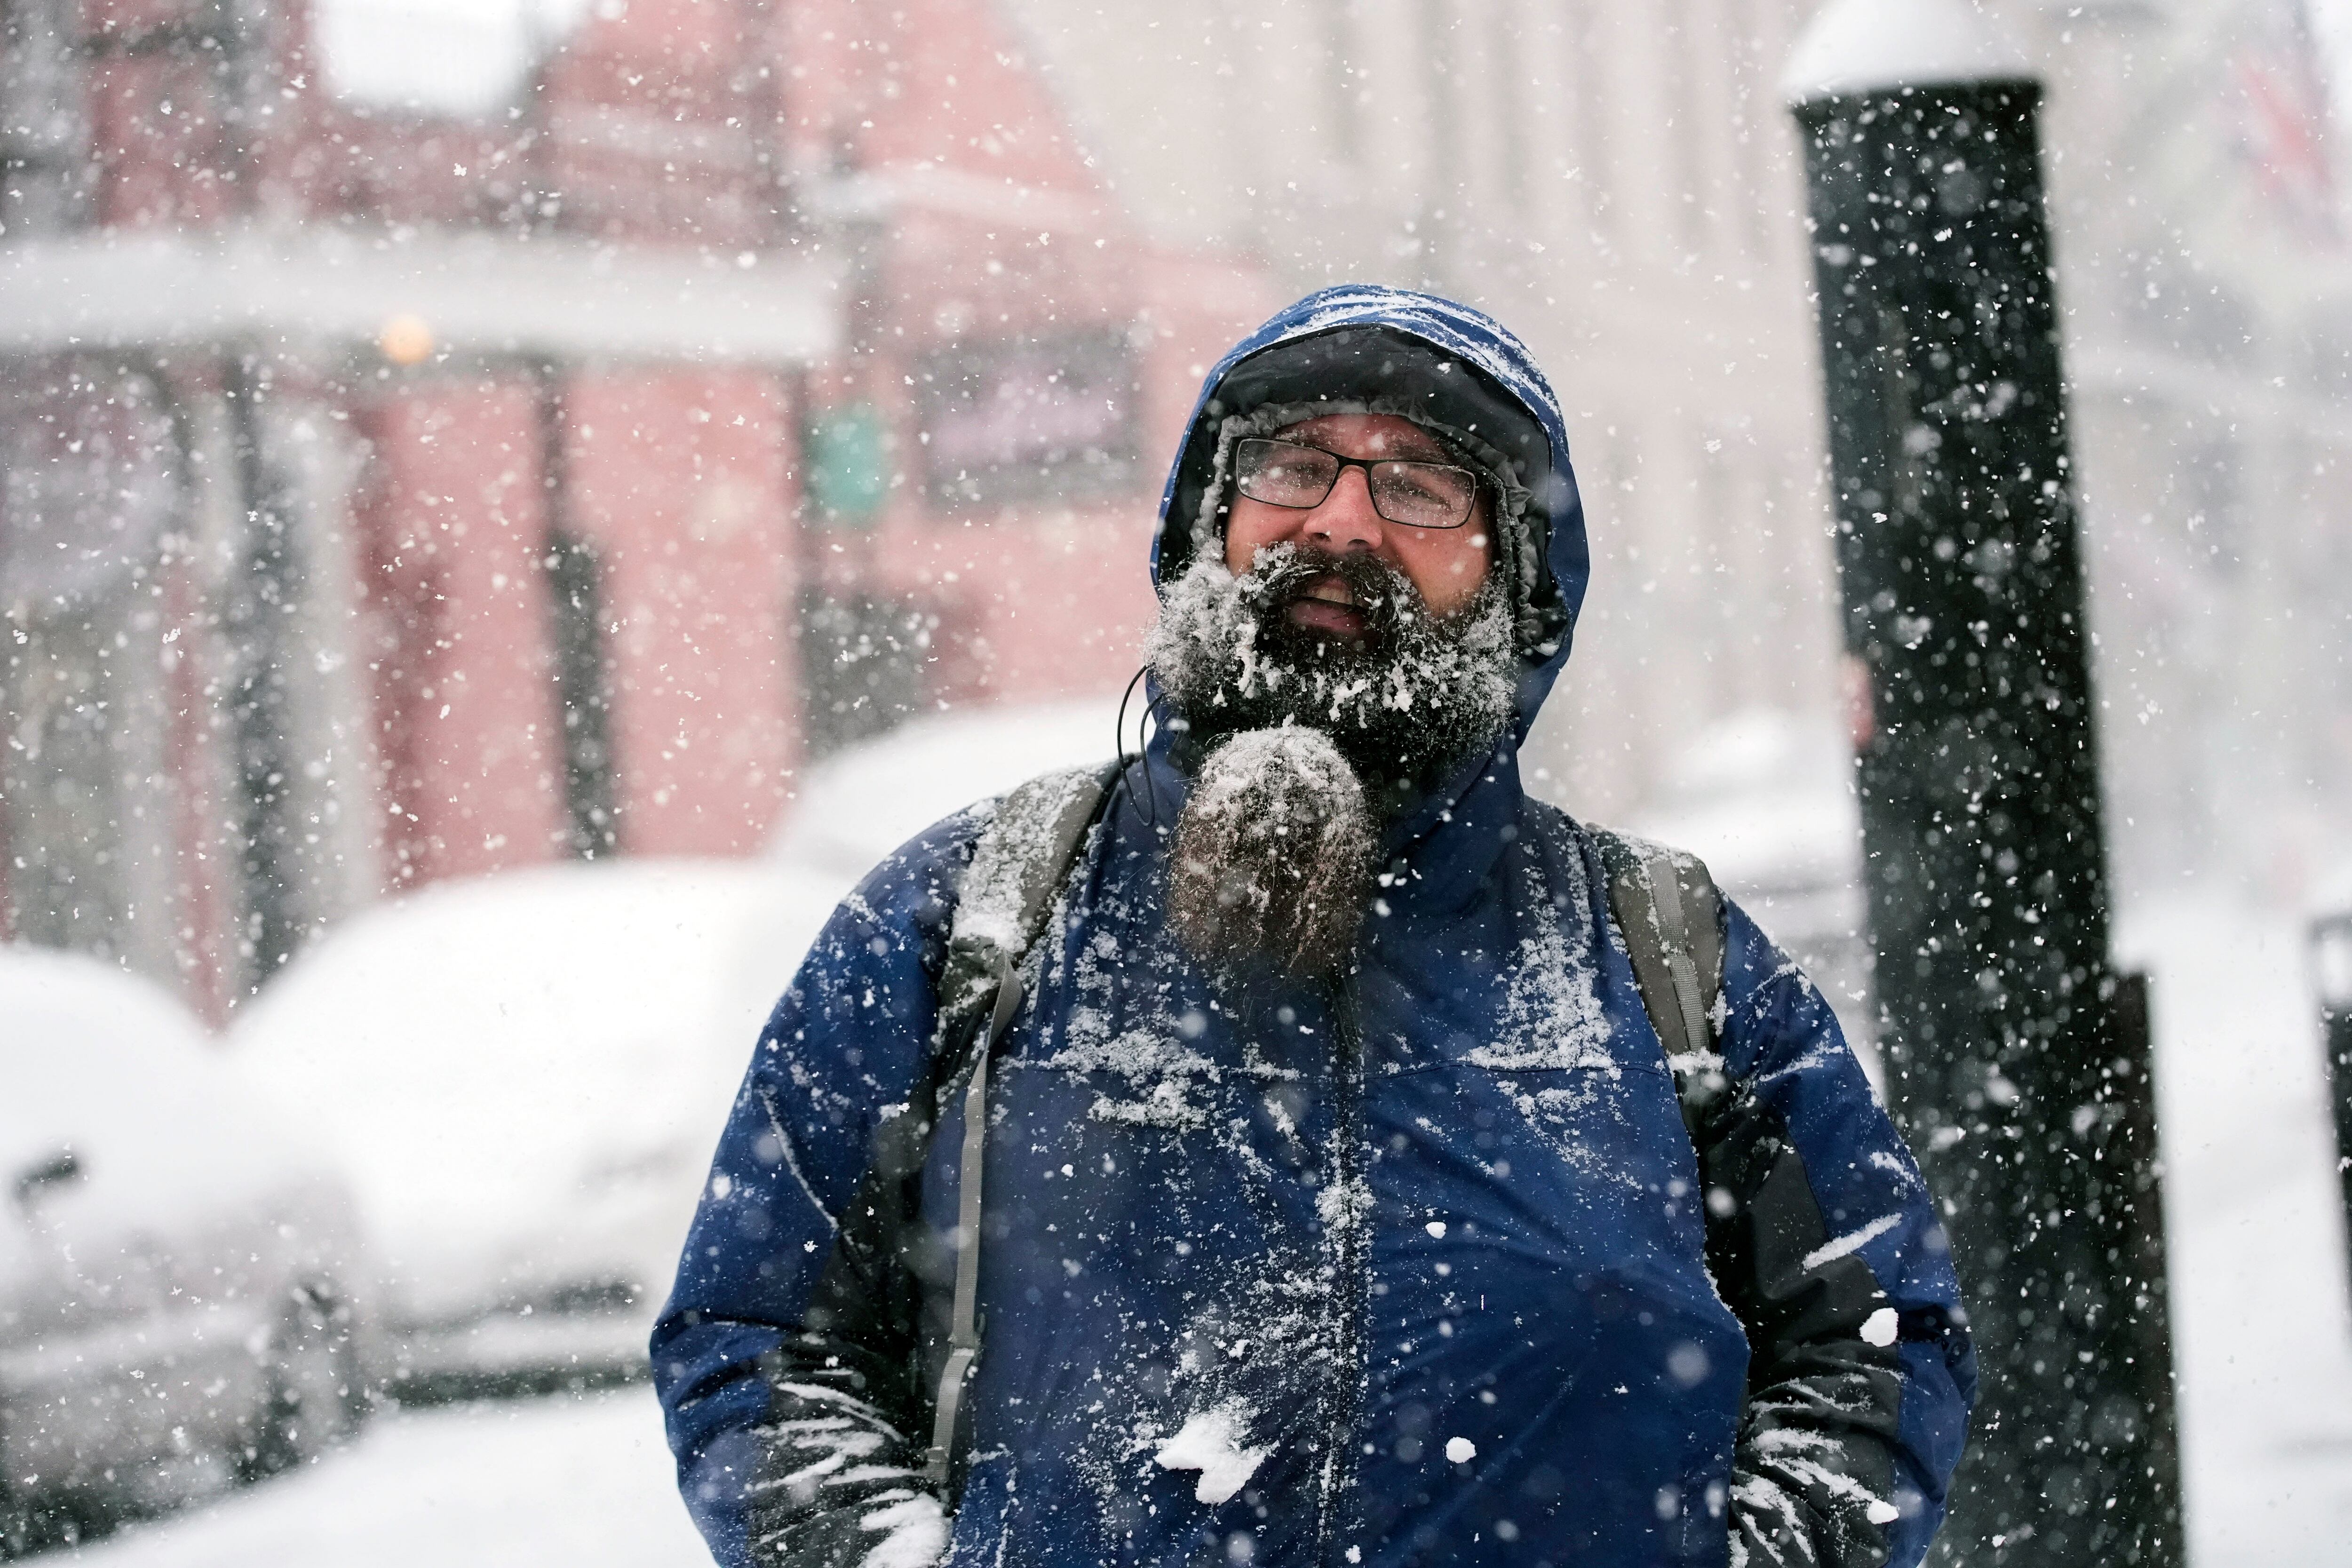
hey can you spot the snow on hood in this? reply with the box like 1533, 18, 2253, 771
1151, 285, 1589, 739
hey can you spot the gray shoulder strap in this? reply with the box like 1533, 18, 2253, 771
922, 758, 1120, 1486
1593, 828, 1727, 1138
931, 764, 1119, 1034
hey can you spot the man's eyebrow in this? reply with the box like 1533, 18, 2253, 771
1277, 429, 1455, 462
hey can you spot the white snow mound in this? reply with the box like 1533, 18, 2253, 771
1155, 1403, 1271, 1505
771, 698, 1120, 880
858, 1491, 948, 1568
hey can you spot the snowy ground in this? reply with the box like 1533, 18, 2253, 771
48, 885, 2352, 1568
58, 1388, 707, 1568
2124, 890, 2352, 1566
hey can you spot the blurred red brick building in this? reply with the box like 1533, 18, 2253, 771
0, 0, 1271, 1019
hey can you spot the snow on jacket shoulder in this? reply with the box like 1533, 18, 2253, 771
652, 287, 1971, 1568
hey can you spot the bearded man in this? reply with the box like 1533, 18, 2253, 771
653, 288, 1974, 1568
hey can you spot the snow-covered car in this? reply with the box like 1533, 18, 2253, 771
222, 700, 1120, 1403
1631, 708, 1882, 1078
0, 946, 370, 1552
231, 859, 844, 1401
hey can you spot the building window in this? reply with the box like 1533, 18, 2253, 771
1568, 3, 1612, 236
2, 622, 129, 952
0, 361, 179, 968
799, 591, 932, 761
0, 0, 91, 232
1495, 0, 1530, 207
546, 531, 618, 857
371, 562, 446, 887
2178, 436, 2246, 578
1323, 0, 1362, 167
1668, 3, 1708, 256
311, 0, 589, 118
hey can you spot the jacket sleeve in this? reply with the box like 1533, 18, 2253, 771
1699, 898, 1977, 1568
651, 809, 983, 1568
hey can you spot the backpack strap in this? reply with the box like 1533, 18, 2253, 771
921, 758, 1122, 1485
1592, 828, 1729, 1141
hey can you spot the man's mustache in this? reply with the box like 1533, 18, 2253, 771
1240, 547, 1420, 648
1142, 542, 1518, 801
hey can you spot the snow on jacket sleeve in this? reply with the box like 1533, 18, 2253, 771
1702, 898, 1977, 1568
651, 808, 983, 1568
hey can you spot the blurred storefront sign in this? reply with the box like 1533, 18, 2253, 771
804, 404, 890, 528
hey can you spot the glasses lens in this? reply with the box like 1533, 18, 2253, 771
1235, 439, 1337, 508
1370, 462, 1476, 528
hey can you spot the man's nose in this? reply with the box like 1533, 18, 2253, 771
1304, 466, 1383, 553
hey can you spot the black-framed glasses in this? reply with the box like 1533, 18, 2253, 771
1232, 437, 1481, 530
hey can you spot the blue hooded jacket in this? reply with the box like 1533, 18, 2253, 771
654, 287, 1973, 1568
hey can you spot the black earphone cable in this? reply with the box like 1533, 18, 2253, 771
1113, 664, 1165, 832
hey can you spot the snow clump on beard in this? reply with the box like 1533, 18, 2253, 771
1166, 725, 1375, 987
1144, 542, 1517, 795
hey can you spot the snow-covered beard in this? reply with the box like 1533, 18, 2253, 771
1144, 543, 1518, 797
1149, 545, 1516, 986
1166, 726, 1375, 987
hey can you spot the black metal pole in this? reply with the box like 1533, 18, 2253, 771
1789, 65, 2182, 1568
2316, 913, 2352, 1283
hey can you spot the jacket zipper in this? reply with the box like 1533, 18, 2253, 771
1313, 984, 1369, 1568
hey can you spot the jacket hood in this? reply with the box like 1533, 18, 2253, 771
1151, 286, 1589, 736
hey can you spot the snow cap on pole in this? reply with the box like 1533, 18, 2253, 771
1781, 0, 2035, 105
